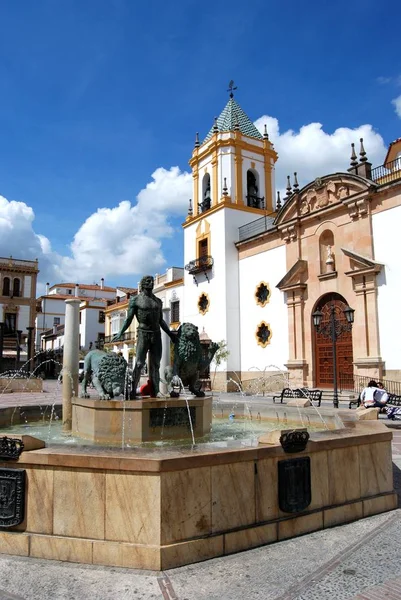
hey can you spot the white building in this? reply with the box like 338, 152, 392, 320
153, 267, 184, 329
35, 280, 116, 350
0, 256, 39, 369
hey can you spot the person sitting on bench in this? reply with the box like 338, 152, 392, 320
360, 380, 388, 409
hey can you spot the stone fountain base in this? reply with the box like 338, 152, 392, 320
0, 411, 397, 571
71, 396, 213, 444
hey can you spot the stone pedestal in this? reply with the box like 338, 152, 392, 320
72, 396, 213, 444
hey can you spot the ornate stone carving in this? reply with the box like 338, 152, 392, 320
347, 197, 369, 220
281, 224, 297, 243
299, 180, 351, 216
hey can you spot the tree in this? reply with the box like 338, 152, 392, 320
211, 340, 230, 390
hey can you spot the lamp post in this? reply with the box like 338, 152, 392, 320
312, 303, 355, 408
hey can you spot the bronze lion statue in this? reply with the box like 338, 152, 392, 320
167, 323, 218, 397
80, 350, 127, 400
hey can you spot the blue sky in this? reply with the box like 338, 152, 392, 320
0, 0, 400, 291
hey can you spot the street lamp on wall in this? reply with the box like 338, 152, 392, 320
312, 303, 355, 409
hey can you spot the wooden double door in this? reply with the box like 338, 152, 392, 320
314, 293, 353, 389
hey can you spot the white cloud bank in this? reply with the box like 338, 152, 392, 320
392, 95, 401, 118
0, 115, 389, 288
254, 117, 386, 192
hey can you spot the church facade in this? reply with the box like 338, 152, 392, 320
181, 96, 401, 390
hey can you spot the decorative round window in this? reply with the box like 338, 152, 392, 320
256, 321, 272, 348
198, 293, 210, 315
255, 282, 271, 307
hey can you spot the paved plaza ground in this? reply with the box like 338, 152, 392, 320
0, 381, 401, 600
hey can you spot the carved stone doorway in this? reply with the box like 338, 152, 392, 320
313, 293, 354, 389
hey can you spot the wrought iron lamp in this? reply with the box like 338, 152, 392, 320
312, 303, 355, 408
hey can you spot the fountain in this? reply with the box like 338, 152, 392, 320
0, 278, 397, 571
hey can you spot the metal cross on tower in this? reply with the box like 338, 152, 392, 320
227, 80, 237, 98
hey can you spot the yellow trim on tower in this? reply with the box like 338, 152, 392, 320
212, 149, 218, 207
193, 168, 199, 217
183, 199, 273, 228
195, 220, 211, 260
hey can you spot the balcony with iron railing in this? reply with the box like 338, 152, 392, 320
371, 157, 401, 186
185, 255, 214, 275
104, 331, 135, 345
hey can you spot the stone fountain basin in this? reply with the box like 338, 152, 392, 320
0, 407, 397, 570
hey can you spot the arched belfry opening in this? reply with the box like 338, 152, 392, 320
246, 169, 263, 209
313, 292, 354, 389
2, 277, 10, 296
13, 278, 21, 297
199, 174, 211, 213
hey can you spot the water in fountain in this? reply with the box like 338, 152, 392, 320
0, 357, 331, 449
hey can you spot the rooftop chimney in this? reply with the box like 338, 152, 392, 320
100, 278, 104, 290
45, 282, 49, 295
75, 284, 79, 297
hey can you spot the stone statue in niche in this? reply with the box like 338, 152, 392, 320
325, 245, 335, 272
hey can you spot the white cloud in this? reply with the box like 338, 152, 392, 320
392, 95, 401, 118
0, 196, 61, 291
60, 166, 192, 282
254, 117, 387, 192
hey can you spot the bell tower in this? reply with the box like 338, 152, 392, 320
182, 85, 278, 388
188, 85, 278, 217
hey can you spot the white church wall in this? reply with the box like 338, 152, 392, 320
239, 244, 288, 373
183, 211, 227, 352
372, 204, 401, 371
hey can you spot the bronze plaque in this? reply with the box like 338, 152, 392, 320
149, 407, 196, 429
278, 457, 311, 513
0, 468, 25, 528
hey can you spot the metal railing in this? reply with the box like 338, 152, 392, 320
238, 215, 276, 242
339, 372, 401, 396
104, 331, 135, 344
371, 158, 401, 186
185, 255, 214, 274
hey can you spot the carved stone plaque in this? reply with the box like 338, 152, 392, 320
0, 468, 25, 528
278, 457, 311, 513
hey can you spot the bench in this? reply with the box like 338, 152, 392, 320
273, 387, 322, 407
387, 393, 401, 406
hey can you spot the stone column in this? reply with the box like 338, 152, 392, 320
62, 299, 81, 432
160, 307, 171, 395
